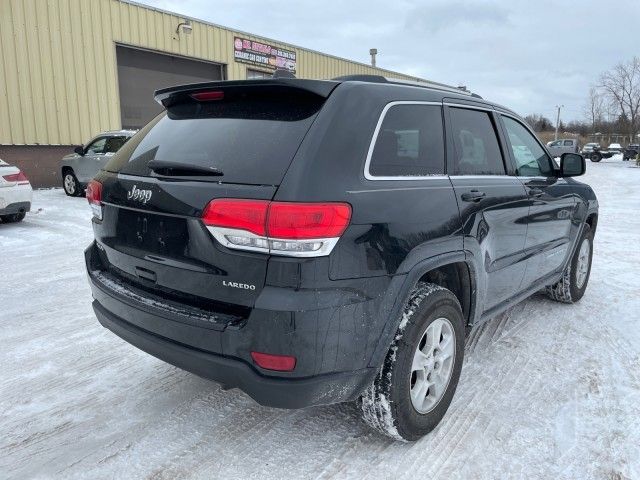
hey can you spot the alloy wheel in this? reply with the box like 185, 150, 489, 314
576, 238, 591, 289
64, 174, 76, 195
409, 317, 456, 414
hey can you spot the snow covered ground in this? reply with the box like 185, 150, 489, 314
1, 157, 639, 480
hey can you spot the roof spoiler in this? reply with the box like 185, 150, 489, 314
154, 78, 339, 108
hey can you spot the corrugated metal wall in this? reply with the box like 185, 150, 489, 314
0, 0, 424, 146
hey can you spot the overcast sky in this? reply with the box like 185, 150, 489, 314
138, 0, 639, 122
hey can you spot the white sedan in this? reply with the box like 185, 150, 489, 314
0, 159, 33, 223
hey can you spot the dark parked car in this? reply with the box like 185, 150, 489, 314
623, 144, 639, 161
84, 76, 598, 441
581, 143, 616, 162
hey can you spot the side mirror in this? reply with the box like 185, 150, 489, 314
74, 146, 85, 156
560, 152, 585, 177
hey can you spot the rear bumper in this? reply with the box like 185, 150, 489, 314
86, 243, 381, 408
93, 301, 371, 408
0, 200, 31, 216
0, 182, 32, 214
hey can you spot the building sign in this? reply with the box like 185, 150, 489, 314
233, 37, 296, 73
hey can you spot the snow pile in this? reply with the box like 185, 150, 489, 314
0, 158, 639, 479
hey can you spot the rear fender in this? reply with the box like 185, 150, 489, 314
367, 251, 478, 370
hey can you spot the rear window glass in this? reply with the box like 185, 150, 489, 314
105, 87, 324, 185
369, 104, 444, 177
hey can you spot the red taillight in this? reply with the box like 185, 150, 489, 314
267, 202, 351, 239
251, 351, 296, 372
86, 180, 102, 205
190, 90, 224, 101
202, 199, 269, 236
3, 171, 29, 184
201, 199, 352, 257
86, 180, 103, 220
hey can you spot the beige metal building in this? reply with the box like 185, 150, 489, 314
0, 0, 428, 186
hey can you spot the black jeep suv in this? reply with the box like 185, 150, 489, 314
85, 76, 598, 441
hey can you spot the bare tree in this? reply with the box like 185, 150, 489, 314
584, 86, 604, 130
599, 57, 640, 141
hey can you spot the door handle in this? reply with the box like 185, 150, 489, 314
528, 187, 544, 197
461, 190, 486, 202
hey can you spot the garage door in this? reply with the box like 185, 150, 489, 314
116, 45, 224, 129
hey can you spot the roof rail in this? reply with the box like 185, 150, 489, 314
332, 74, 481, 98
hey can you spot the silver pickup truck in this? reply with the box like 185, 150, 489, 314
546, 138, 579, 157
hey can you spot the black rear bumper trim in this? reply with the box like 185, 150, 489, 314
93, 300, 373, 409
0, 201, 30, 216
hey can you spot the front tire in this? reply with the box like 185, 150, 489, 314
62, 171, 81, 197
590, 152, 602, 162
360, 283, 465, 441
546, 224, 593, 303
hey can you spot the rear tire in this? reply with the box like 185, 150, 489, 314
546, 224, 593, 303
590, 152, 602, 162
1, 212, 26, 223
62, 171, 81, 197
360, 283, 465, 441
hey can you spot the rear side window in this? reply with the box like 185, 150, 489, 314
106, 86, 324, 185
563, 140, 574, 146
368, 104, 444, 177
104, 136, 128, 154
449, 108, 505, 175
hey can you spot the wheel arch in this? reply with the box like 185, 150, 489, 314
368, 251, 478, 369
585, 212, 598, 235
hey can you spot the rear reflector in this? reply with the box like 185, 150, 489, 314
251, 351, 296, 372
202, 199, 352, 257
2, 171, 30, 185
190, 90, 224, 101
86, 180, 103, 220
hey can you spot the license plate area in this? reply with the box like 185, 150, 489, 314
116, 209, 188, 256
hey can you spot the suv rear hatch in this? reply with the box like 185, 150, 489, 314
90, 80, 337, 316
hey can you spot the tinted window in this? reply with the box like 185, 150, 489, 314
502, 116, 554, 177
563, 140, 574, 146
86, 137, 107, 155
106, 87, 324, 185
450, 108, 505, 175
369, 104, 444, 177
104, 136, 128, 154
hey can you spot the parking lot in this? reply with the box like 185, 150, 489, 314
1, 158, 639, 479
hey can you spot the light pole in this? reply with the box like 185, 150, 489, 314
554, 105, 564, 141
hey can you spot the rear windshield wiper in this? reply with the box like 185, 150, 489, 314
148, 160, 223, 177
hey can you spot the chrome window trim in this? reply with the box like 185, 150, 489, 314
448, 175, 521, 181
364, 101, 447, 181
443, 102, 495, 111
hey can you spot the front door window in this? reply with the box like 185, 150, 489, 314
502, 116, 554, 177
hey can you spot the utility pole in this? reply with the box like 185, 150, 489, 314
369, 48, 377, 67
554, 105, 564, 141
